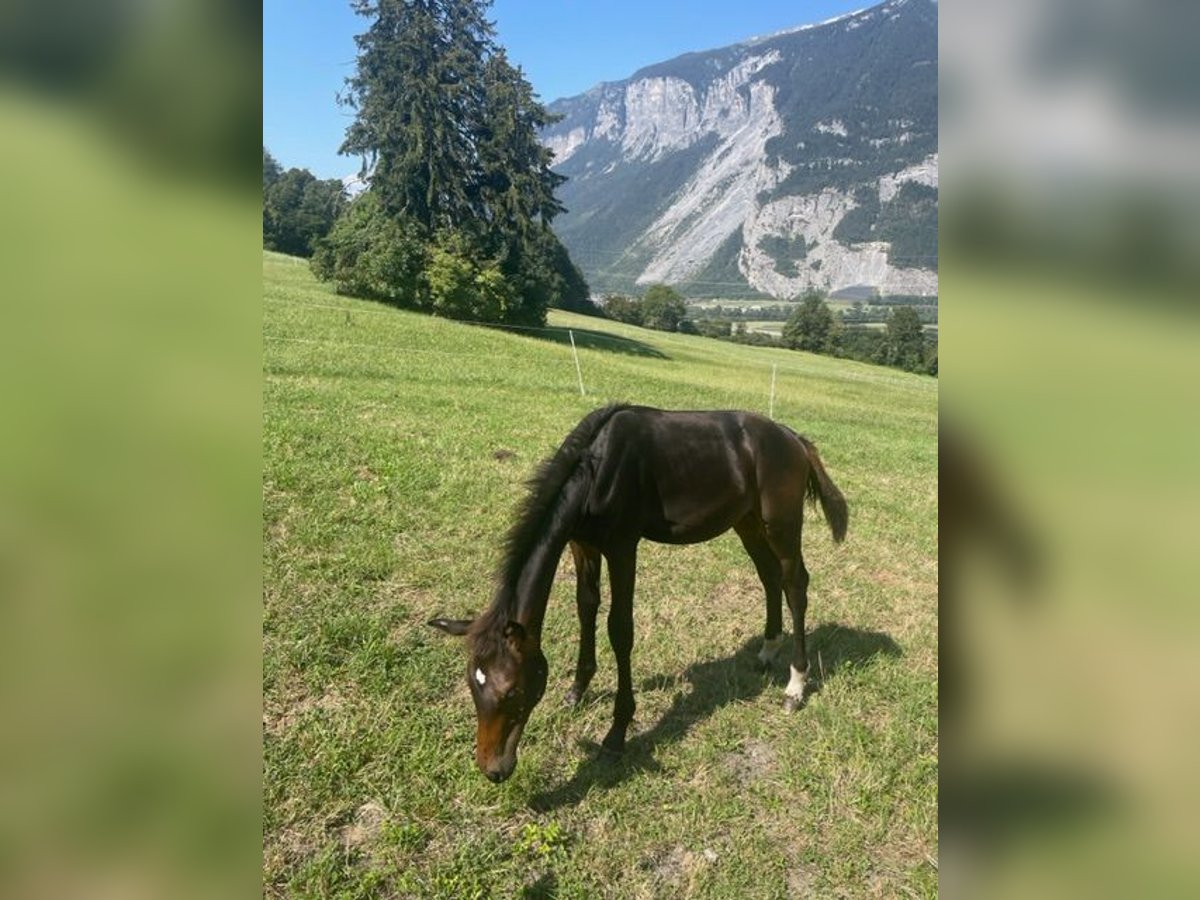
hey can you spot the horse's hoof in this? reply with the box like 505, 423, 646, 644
564, 687, 582, 707
600, 735, 626, 755
782, 694, 805, 713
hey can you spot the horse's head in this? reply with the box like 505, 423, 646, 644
428, 617, 547, 783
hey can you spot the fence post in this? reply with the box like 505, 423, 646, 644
769, 363, 777, 419
569, 330, 586, 397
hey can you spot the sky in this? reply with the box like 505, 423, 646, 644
264, 1, 872, 180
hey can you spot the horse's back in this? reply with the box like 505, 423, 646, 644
583, 408, 806, 545
604, 407, 802, 471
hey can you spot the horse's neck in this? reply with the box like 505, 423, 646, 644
509, 484, 586, 639
510, 542, 562, 639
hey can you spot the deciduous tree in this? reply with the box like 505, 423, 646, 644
782, 289, 836, 353
884, 305, 926, 372
262, 157, 347, 257
640, 284, 687, 332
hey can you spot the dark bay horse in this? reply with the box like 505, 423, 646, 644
429, 405, 848, 783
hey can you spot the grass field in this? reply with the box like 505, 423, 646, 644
262, 250, 938, 898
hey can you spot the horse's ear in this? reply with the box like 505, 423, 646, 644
502, 620, 527, 652
428, 617, 472, 636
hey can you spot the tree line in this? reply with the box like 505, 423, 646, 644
838, 303, 937, 326
262, 148, 347, 258
599, 286, 936, 376
601, 285, 690, 332
787, 290, 935, 374
698, 290, 937, 376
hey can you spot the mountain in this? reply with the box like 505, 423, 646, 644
542, 0, 937, 299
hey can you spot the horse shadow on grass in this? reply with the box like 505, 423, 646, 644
528, 623, 901, 812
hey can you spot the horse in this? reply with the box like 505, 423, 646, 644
429, 404, 848, 783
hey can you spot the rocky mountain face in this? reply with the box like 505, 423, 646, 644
542, 0, 937, 299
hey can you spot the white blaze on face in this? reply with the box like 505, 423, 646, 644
785, 664, 806, 700
474, 667, 487, 687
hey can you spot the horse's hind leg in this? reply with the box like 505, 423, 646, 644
780, 552, 812, 712
735, 517, 786, 669
566, 540, 602, 706
764, 518, 811, 712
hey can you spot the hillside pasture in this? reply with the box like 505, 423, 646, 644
262, 251, 938, 898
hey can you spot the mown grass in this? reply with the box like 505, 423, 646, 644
262, 250, 938, 898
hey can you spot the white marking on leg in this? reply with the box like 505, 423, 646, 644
758, 634, 787, 665
785, 664, 807, 700
474, 667, 487, 686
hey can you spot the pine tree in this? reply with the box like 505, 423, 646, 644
474, 49, 576, 323
339, 0, 494, 230
477, 50, 565, 244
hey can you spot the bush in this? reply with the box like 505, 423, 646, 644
311, 194, 428, 307
427, 234, 515, 323
491, 227, 575, 327
311, 189, 594, 327
603, 294, 643, 325
695, 318, 732, 339
838, 326, 887, 363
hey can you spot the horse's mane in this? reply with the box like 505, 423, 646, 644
469, 404, 629, 656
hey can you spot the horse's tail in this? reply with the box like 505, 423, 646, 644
797, 435, 848, 544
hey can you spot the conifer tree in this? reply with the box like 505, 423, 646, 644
477, 50, 565, 245
321, 0, 589, 324
339, 0, 494, 230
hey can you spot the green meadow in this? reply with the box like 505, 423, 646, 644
263, 250, 938, 898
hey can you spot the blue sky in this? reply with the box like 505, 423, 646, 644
264, 1, 872, 180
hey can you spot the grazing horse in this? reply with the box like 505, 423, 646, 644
429, 405, 847, 783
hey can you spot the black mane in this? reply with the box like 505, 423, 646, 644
469, 404, 629, 654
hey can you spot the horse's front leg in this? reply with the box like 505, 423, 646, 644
601, 545, 637, 753
566, 541, 602, 706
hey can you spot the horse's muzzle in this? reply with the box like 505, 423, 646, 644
478, 753, 516, 782
476, 718, 524, 783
